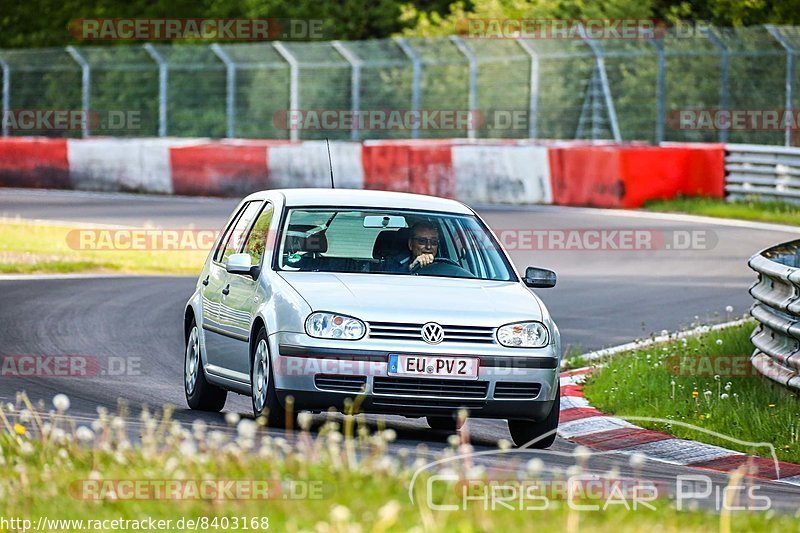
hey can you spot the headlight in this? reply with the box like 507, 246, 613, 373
305, 312, 366, 340
497, 321, 548, 348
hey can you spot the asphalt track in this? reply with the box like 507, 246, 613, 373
2, 188, 800, 511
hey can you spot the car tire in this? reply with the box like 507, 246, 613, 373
185, 319, 227, 412
251, 327, 287, 428
507, 383, 560, 448
426, 415, 463, 432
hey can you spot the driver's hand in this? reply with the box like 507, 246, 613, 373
410, 253, 435, 270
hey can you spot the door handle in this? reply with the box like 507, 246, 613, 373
221, 284, 230, 296
202, 276, 209, 286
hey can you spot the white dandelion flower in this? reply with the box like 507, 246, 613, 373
52, 394, 70, 412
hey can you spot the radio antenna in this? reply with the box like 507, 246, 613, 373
326, 138, 335, 189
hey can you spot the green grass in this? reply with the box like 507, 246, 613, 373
0, 220, 209, 275
584, 322, 800, 464
643, 196, 800, 226
0, 394, 794, 531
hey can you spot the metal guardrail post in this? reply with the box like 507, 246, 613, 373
143, 44, 168, 137
211, 44, 237, 139
66, 46, 91, 138
516, 39, 539, 139
394, 38, 421, 140
331, 41, 362, 141
0, 54, 9, 137
765, 25, 796, 148
701, 28, 730, 143
273, 42, 299, 142
450, 36, 477, 139
578, 25, 621, 142
647, 34, 666, 144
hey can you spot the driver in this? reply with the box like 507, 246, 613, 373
384, 222, 440, 273
407, 222, 440, 271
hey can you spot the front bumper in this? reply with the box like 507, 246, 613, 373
268, 332, 560, 421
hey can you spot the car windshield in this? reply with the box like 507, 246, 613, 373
277, 208, 516, 281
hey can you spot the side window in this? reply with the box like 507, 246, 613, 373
217, 201, 263, 264
242, 203, 274, 265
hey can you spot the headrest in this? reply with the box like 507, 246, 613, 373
372, 228, 409, 259
301, 231, 328, 253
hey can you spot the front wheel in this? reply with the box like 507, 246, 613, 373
251, 328, 287, 427
185, 319, 227, 412
507, 383, 559, 448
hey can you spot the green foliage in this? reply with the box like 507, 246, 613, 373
584, 322, 800, 463
644, 196, 800, 226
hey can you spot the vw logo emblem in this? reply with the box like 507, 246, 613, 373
421, 322, 444, 344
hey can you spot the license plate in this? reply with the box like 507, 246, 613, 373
388, 354, 479, 379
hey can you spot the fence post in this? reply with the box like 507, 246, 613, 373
0, 54, 8, 137
765, 25, 796, 147
331, 41, 361, 141
211, 44, 237, 139
647, 35, 666, 144
394, 38, 421, 140
578, 26, 621, 141
701, 27, 730, 143
273, 42, 299, 142
143, 44, 168, 137
66, 46, 91, 138
516, 38, 539, 139
450, 36, 477, 139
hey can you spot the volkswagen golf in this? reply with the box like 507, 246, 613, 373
183, 189, 561, 447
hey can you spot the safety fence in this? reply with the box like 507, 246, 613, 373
749, 241, 800, 391
2, 25, 800, 145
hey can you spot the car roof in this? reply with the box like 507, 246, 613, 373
246, 188, 474, 214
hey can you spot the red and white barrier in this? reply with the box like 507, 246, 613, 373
268, 141, 364, 190
0, 138, 69, 189
452, 144, 552, 204
0, 137, 726, 207
67, 138, 198, 194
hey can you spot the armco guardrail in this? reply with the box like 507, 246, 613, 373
726, 144, 800, 203
748, 240, 800, 390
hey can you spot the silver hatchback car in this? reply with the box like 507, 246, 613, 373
184, 189, 561, 447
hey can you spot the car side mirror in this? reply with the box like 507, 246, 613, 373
523, 266, 556, 288
226, 253, 259, 278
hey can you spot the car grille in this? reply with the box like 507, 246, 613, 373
372, 377, 488, 399
367, 321, 496, 344
371, 397, 485, 410
493, 382, 542, 399
314, 374, 367, 393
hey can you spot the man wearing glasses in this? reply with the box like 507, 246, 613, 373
382, 221, 440, 273
406, 222, 440, 271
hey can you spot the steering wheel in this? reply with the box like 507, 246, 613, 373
410, 257, 468, 275
432, 257, 460, 267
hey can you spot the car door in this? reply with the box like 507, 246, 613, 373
200, 202, 249, 365
216, 202, 275, 378
202, 200, 263, 380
